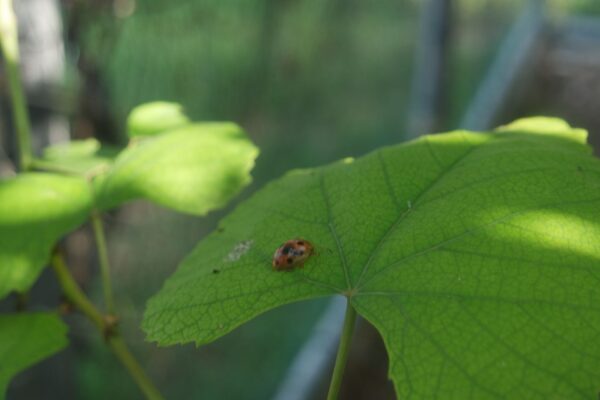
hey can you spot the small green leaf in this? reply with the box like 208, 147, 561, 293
127, 101, 190, 138
0, 312, 68, 399
143, 118, 600, 398
0, 173, 92, 299
94, 123, 259, 215
36, 138, 118, 177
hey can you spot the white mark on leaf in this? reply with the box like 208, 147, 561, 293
224, 240, 254, 262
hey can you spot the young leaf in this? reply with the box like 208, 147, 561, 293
126, 101, 190, 138
0, 173, 93, 299
93, 123, 259, 215
143, 118, 600, 398
36, 138, 118, 177
0, 313, 68, 400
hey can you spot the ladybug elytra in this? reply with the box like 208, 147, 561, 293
272, 239, 314, 271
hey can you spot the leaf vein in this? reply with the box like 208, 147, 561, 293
319, 172, 352, 289
358, 197, 600, 289
355, 136, 480, 287
459, 301, 588, 398
356, 289, 600, 313
389, 296, 503, 398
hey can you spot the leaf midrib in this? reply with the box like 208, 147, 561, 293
356, 196, 600, 290
354, 134, 478, 289
319, 172, 352, 290
354, 289, 600, 313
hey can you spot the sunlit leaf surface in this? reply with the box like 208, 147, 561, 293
126, 101, 190, 138
0, 313, 68, 400
143, 118, 600, 398
0, 173, 92, 299
94, 122, 258, 215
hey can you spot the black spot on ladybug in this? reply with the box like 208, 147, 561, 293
298, 250, 304, 255
287, 257, 293, 264
297, 241, 304, 245
282, 246, 292, 255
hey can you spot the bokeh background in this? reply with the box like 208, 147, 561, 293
2, 0, 600, 398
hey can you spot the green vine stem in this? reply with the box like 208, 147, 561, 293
2, 1, 161, 398
326, 297, 358, 400
51, 251, 164, 400
51, 251, 105, 331
91, 210, 115, 314
108, 337, 164, 400
0, 0, 33, 170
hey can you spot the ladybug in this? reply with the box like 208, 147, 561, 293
272, 239, 314, 271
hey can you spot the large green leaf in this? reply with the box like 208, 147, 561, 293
0, 173, 93, 299
143, 117, 600, 398
0, 313, 68, 399
94, 122, 258, 215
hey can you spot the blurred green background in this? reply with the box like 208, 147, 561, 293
5, 0, 600, 398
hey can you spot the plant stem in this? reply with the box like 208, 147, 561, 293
91, 210, 115, 314
108, 336, 164, 400
0, 0, 33, 170
326, 298, 358, 400
51, 251, 164, 400
3, 1, 158, 398
51, 251, 105, 331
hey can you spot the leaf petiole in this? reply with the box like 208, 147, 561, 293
51, 251, 105, 331
91, 210, 115, 314
326, 297, 358, 400
51, 251, 164, 400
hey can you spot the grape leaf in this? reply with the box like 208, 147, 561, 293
143, 118, 600, 398
126, 101, 190, 138
0, 173, 93, 299
0, 313, 68, 400
37, 138, 118, 177
93, 122, 258, 215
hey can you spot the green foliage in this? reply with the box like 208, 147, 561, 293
93, 122, 259, 215
126, 102, 190, 138
34, 103, 258, 216
40, 138, 118, 177
0, 173, 92, 299
0, 313, 68, 399
0, 102, 257, 301
143, 117, 600, 398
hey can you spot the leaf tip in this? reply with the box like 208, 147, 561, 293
495, 116, 588, 144
126, 101, 191, 138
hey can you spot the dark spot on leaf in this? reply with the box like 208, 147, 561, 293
212, 269, 220, 274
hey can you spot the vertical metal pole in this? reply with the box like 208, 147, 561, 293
406, 0, 453, 138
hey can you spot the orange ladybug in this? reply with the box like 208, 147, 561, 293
272, 239, 314, 271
